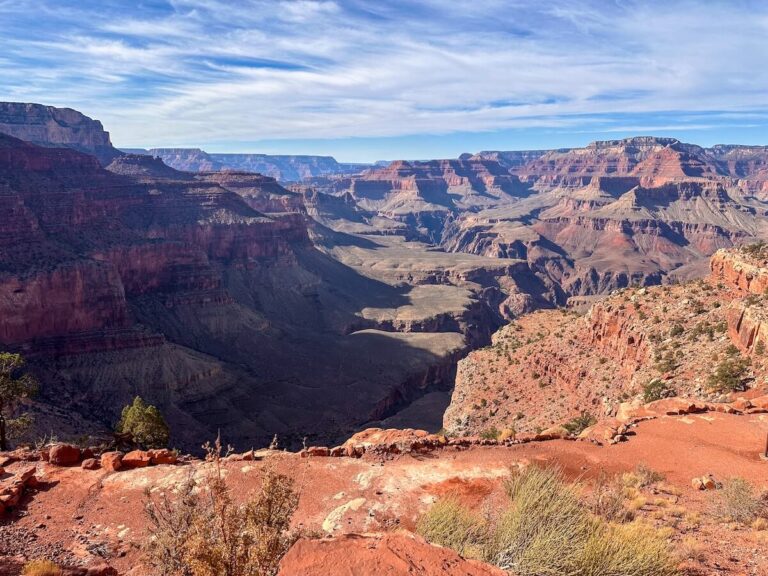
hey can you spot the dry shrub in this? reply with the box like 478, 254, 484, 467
579, 522, 677, 576
21, 560, 61, 576
712, 477, 767, 525
492, 466, 592, 574
678, 536, 706, 563
416, 498, 487, 558
144, 436, 299, 576
621, 463, 664, 489
588, 473, 634, 523
418, 465, 679, 576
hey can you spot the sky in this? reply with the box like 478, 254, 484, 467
1, 0, 767, 162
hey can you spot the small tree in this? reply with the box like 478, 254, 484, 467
118, 396, 170, 448
0, 352, 38, 450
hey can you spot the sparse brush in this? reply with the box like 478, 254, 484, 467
588, 473, 633, 523
491, 466, 593, 574
622, 463, 664, 489
143, 435, 299, 576
417, 464, 679, 576
21, 560, 61, 576
416, 498, 487, 559
712, 477, 767, 525
678, 536, 706, 563
578, 522, 678, 576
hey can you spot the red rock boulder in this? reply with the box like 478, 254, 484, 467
49, 444, 82, 466
81, 458, 100, 470
122, 450, 151, 469
148, 449, 177, 465
100, 451, 123, 472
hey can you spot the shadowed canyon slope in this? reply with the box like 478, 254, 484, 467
0, 109, 551, 450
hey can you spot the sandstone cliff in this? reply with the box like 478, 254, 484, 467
0, 102, 121, 165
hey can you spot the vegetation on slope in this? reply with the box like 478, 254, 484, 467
418, 465, 678, 576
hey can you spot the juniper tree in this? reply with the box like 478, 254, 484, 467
0, 352, 38, 450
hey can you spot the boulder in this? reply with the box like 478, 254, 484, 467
100, 451, 123, 472
49, 444, 82, 466
18, 466, 36, 484
148, 449, 178, 465
122, 450, 151, 468
81, 458, 100, 470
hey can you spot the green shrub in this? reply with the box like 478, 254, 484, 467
563, 412, 596, 436
707, 356, 750, 392
579, 522, 677, 576
642, 379, 674, 403
418, 466, 679, 576
669, 324, 684, 337
480, 427, 500, 440
491, 466, 592, 574
118, 396, 170, 448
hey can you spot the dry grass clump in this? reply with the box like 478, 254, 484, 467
21, 560, 61, 576
587, 473, 634, 523
491, 466, 593, 574
621, 463, 664, 489
417, 465, 678, 576
415, 498, 487, 558
579, 522, 677, 576
712, 477, 767, 525
143, 436, 299, 576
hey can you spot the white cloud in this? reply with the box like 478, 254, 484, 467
0, 0, 766, 148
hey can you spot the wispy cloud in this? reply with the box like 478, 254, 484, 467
0, 0, 766, 159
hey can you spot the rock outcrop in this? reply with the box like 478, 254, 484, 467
0, 102, 121, 165
445, 248, 768, 437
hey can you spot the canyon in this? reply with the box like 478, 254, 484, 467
2, 102, 768, 453
1, 103, 768, 576
0, 105, 551, 451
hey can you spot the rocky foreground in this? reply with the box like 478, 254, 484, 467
1, 404, 767, 575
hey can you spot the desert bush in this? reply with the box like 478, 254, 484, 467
712, 477, 767, 525
118, 396, 170, 448
588, 473, 633, 523
622, 463, 665, 489
642, 379, 675, 402
21, 560, 61, 576
563, 412, 596, 436
669, 324, 684, 337
144, 437, 299, 576
707, 356, 750, 392
491, 466, 592, 574
416, 498, 487, 558
578, 522, 677, 576
418, 465, 678, 576
480, 426, 500, 440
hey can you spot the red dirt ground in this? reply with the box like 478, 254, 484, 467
1, 412, 767, 574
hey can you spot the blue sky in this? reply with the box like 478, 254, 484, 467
1, 0, 767, 162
